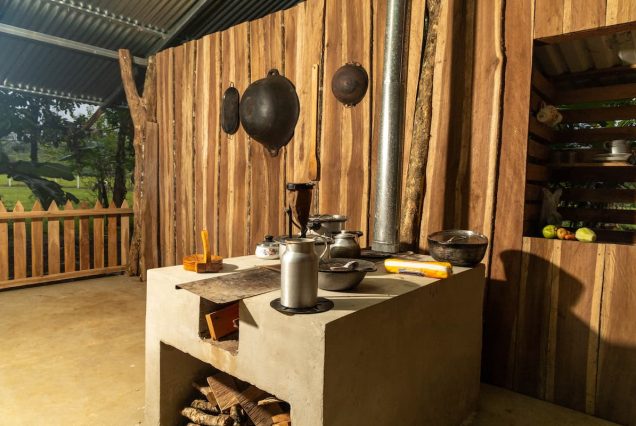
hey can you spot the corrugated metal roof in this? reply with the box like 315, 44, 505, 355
535, 30, 636, 89
0, 0, 302, 104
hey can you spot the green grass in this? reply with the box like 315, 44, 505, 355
0, 174, 133, 211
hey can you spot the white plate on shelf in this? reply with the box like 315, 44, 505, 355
591, 153, 631, 162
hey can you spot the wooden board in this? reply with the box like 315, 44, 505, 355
560, 105, 636, 123
108, 202, 118, 267
237, 386, 279, 426
0, 202, 7, 280
558, 207, 636, 225
157, 49, 176, 266
485, 0, 534, 388
249, 13, 286, 250
206, 373, 240, 411
596, 244, 636, 425
205, 303, 239, 341
63, 200, 76, 273
121, 201, 130, 265
79, 203, 90, 270
606, 0, 636, 25
551, 165, 636, 183
143, 123, 159, 275
218, 23, 250, 258
30, 201, 43, 277
563, 0, 606, 33
46, 202, 60, 275
177, 267, 280, 304
319, 0, 372, 246
556, 83, 636, 104
284, 0, 326, 184
556, 126, 636, 143
561, 188, 636, 203
175, 42, 197, 261
93, 202, 104, 269
12, 201, 26, 279
534, 0, 564, 38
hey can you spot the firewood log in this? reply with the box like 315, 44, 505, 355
191, 399, 221, 414
192, 382, 219, 404
186, 423, 202, 426
181, 407, 234, 426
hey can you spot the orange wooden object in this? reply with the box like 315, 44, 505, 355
183, 229, 223, 272
205, 303, 239, 341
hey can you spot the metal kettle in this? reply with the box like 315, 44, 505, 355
329, 231, 362, 259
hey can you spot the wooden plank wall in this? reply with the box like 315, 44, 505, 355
484, 0, 636, 424
154, 0, 438, 260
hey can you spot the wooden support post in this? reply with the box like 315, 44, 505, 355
118, 48, 157, 279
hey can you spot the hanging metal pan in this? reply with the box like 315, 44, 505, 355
221, 84, 240, 135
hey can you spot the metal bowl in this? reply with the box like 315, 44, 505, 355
427, 230, 488, 267
318, 258, 376, 291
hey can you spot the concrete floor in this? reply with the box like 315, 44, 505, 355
0, 275, 617, 426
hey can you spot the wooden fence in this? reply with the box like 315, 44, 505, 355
0, 200, 132, 290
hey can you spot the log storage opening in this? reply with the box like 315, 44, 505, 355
184, 372, 291, 426
524, 30, 636, 245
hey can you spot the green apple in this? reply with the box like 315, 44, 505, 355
542, 225, 557, 239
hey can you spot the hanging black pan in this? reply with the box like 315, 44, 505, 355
221, 84, 240, 135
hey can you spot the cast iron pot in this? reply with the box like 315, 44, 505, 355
239, 69, 300, 156
331, 62, 369, 107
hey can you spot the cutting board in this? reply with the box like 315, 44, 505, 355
177, 266, 281, 304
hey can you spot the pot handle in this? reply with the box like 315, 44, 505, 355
315, 235, 330, 260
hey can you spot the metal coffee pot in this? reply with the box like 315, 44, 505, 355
329, 230, 362, 259
280, 238, 329, 309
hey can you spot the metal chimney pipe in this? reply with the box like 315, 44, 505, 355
372, 0, 407, 253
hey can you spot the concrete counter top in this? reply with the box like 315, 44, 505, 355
146, 255, 485, 426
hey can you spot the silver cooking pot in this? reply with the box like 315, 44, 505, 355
276, 234, 332, 259
307, 214, 348, 236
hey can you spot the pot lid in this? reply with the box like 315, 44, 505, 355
258, 235, 279, 247
309, 214, 348, 223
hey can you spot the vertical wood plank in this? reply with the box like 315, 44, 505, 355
0, 202, 7, 280
534, 0, 564, 38
121, 200, 130, 266
483, 0, 534, 387
319, 0, 372, 245
79, 202, 90, 270
284, 0, 326, 184
250, 12, 286, 250
143, 122, 160, 276
585, 244, 605, 415
552, 241, 598, 412
545, 240, 562, 402
13, 201, 27, 279
108, 201, 118, 267
47, 202, 60, 275
63, 201, 75, 273
208, 34, 222, 255
93, 201, 104, 269
563, 0, 606, 33
218, 23, 250, 258
158, 49, 176, 266
174, 42, 196, 261
596, 244, 636, 425
605, 0, 636, 25
194, 35, 211, 255
30, 201, 43, 277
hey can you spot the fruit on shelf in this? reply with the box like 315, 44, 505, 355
556, 227, 570, 240
575, 227, 597, 243
542, 225, 558, 239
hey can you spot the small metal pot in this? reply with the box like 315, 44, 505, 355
427, 230, 488, 267
308, 214, 348, 236
255, 235, 279, 259
329, 230, 362, 258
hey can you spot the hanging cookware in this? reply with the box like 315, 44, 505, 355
221, 84, 240, 135
331, 62, 369, 107
239, 69, 300, 157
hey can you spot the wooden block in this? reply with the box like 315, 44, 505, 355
205, 303, 239, 341
272, 413, 291, 423
237, 386, 278, 426
207, 373, 240, 411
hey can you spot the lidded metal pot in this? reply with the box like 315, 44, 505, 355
330, 230, 362, 258
280, 238, 328, 309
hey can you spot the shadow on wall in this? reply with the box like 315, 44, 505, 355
483, 248, 636, 426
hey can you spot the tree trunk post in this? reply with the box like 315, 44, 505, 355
118, 49, 157, 279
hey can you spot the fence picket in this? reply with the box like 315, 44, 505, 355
108, 201, 118, 267
30, 201, 44, 277
79, 202, 90, 270
13, 201, 27, 279
121, 200, 130, 265
0, 201, 8, 280
63, 201, 76, 272
47, 202, 61, 275
93, 201, 104, 269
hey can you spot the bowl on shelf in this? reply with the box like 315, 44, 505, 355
427, 230, 488, 267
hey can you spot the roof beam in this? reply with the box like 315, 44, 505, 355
149, 0, 213, 52
0, 22, 147, 66
0, 82, 103, 105
43, 0, 168, 39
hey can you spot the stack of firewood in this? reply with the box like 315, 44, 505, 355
182, 372, 291, 426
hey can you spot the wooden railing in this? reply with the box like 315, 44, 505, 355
0, 200, 132, 290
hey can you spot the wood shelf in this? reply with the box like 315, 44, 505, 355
551, 165, 636, 182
